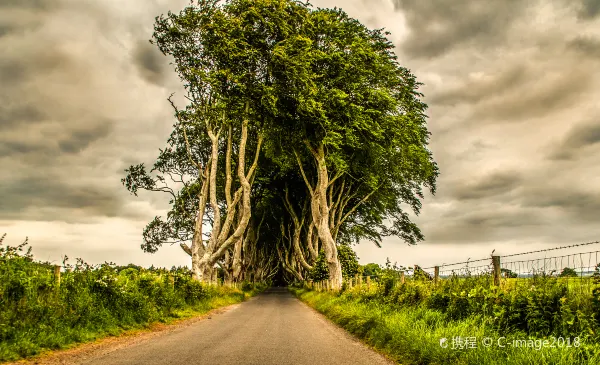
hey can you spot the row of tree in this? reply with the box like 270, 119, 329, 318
122, 0, 438, 289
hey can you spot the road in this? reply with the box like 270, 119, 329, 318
78, 287, 393, 365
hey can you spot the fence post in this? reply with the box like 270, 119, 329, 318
54, 265, 61, 288
400, 271, 405, 284
434, 266, 440, 285
366, 276, 371, 289
492, 255, 501, 287
169, 274, 175, 289
358, 275, 362, 286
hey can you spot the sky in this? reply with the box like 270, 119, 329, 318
1, 0, 600, 272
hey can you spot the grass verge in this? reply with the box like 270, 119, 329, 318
290, 287, 600, 365
0, 285, 265, 363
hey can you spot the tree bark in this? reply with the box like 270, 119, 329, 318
301, 141, 343, 289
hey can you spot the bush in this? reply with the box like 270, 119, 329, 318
0, 234, 265, 362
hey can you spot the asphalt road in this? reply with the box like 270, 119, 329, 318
79, 287, 393, 365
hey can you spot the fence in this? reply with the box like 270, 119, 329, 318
305, 240, 600, 292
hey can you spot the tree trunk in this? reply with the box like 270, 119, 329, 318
305, 142, 343, 289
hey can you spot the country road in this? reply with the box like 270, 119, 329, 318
75, 287, 393, 365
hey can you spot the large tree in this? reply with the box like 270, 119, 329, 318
123, 0, 310, 282
267, 7, 438, 288
123, 1, 438, 287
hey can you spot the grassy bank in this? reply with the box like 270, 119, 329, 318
0, 238, 267, 362
291, 287, 600, 365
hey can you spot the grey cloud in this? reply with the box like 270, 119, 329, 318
0, 0, 59, 10
392, 0, 527, 58
578, 0, 600, 19
547, 121, 600, 160
429, 66, 527, 106
519, 188, 600, 223
567, 36, 600, 57
0, 24, 15, 38
0, 179, 124, 220
0, 105, 47, 130
452, 171, 522, 200
426, 208, 544, 243
469, 65, 592, 123
0, 141, 49, 156
132, 40, 167, 86
429, 63, 593, 124
58, 123, 112, 154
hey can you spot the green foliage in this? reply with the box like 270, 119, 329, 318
300, 269, 600, 344
501, 268, 518, 278
292, 287, 600, 365
360, 263, 382, 277
559, 267, 579, 278
0, 237, 265, 362
337, 243, 359, 278
309, 251, 329, 282
309, 245, 360, 281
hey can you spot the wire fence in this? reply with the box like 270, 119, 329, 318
314, 240, 600, 293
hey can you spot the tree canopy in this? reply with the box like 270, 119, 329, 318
122, 0, 438, 289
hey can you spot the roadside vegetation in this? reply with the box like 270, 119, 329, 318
0, 235, 266, 362
291, 262, 600, 365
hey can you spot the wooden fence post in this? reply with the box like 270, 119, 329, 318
54, 265, 61, 288
400, 271, 405, 284
434, 266, 440, 285
492, 255, 501, 287
366, 276, 371, 289
358, 275, 362, 286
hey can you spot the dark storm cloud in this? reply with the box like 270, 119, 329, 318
0, 0, 59, 10
472, 70, 592, 122
519, 188, 600, 223
429, 64, 593, 124
567, 35, 600, 57
578, 0, 600, 19
0, 24, 14, 38
132, 40, 167, 86
58, 123, 113, 154
452, 171, 522, 200
426, 208, 544, 243
392, 0, 528, 58
0, 105, 47, 130
0, 47, 73, 85
547, 121, 600, 160
429, 66, 527, 106
0, 178, 124, 220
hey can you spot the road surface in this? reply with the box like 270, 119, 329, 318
79, 287, 393, 365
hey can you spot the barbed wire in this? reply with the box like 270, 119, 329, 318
501, 240, 600, 258
421, 257, 490, 271
417, 240, 600, 272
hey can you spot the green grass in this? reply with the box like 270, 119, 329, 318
291, 287, 600, 365
0, 239, 267, 363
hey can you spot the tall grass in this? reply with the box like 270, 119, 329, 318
291, 273, 600, 365
0, 235, 266, 362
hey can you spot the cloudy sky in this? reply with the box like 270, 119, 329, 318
1, 0, 600, 271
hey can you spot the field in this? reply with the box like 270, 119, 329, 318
292, 272, 600, 365
0, 239, 266, 362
